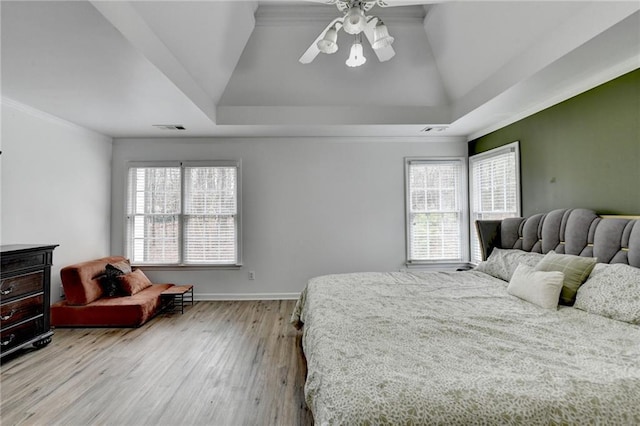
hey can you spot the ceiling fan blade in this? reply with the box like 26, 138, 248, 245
299, 17, 343, 64
362, 25, 396, 62
375, 0, 445, 6
299, 0, 357, 11
300, 0, 340, 3
299, 43, 321, 65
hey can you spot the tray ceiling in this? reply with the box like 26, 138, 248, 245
1, 1, 638, 139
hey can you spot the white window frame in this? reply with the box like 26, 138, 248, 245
469, 142, 521, 264
125, 160, 242, 268
404, 157, 469, 266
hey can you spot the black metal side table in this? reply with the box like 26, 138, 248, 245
160, 285, 194, 314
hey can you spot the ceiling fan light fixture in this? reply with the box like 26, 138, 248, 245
299, 1, 397, 67
317, 26, 339, 54
345, 38, 366, 67
372, 20, 394, 50
343, 5, 366, 35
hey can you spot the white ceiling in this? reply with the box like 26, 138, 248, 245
1, 0, 639, 140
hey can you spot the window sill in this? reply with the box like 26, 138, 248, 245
131, 264, 242, 271
404, 261, 473, 271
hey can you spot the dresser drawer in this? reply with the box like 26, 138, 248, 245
1, 252, 47, 272
1, 294, 44, 330
0, 271, 44, 301
0, 317, 43, 353
0, 244, 56, 359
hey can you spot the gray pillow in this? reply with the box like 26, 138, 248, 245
534, 250, 596, 305
475, 248, 545, 282
574, 263, 640, 324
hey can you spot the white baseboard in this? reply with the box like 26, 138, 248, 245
194, 292, 300, 301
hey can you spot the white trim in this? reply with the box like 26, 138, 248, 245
469, 141, 519, 163
468, 141, 521, 218
404, 157, 469, 263
125, 161, 242, 266
113, 136, 468, 145
128, 160, 181, 168
468, 142, 521, 263
194, 292, 300, 301
1, 97, 111, 142
404, 262, 472, 271
131, 265, 242, 271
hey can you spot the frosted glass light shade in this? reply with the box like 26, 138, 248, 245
317, 27, 338, 54
343, 6, 366, 35
345, 41, 366, 67
372, 21, 394, 50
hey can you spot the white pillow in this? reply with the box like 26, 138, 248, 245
507, 264, 565, 309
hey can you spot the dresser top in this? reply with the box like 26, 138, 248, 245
1, 244, 59, 255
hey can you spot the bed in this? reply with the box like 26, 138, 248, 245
291, 208, 640, 425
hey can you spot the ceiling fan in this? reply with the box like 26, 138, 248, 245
299, 0, 425, 67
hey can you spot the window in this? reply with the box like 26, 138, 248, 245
405, 158, 467, 263
469, 142, 521, 263
126, 161, 241, 266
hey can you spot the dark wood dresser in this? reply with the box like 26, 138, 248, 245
1, 244, 58, 359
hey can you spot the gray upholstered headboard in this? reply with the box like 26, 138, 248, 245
476, 208, 640, 267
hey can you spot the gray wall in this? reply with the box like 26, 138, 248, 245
1, 102, 113, 299
468, 69, 640, 216
111, 137, 467, 298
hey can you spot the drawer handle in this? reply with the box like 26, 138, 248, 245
0, 310, 15, 321
0, 286, 14, 296
1, 334, 15, 346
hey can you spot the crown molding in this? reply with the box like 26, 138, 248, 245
255, 3, 425, 25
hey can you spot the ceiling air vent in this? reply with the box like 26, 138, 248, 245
420, 125, 448, 133
153, 124, 186, 131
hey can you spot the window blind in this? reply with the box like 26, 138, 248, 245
126, 162, 240, 266
407, 160, 464, 262
184, 166, 238, 264
128, 167, 181, 264
469, 143, 521, 263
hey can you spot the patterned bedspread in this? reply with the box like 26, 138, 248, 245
291, 271, 640, 425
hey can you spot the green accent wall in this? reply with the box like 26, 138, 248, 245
468, 68, 640, 216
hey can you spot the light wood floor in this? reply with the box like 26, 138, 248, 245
1, 300, 313, 426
